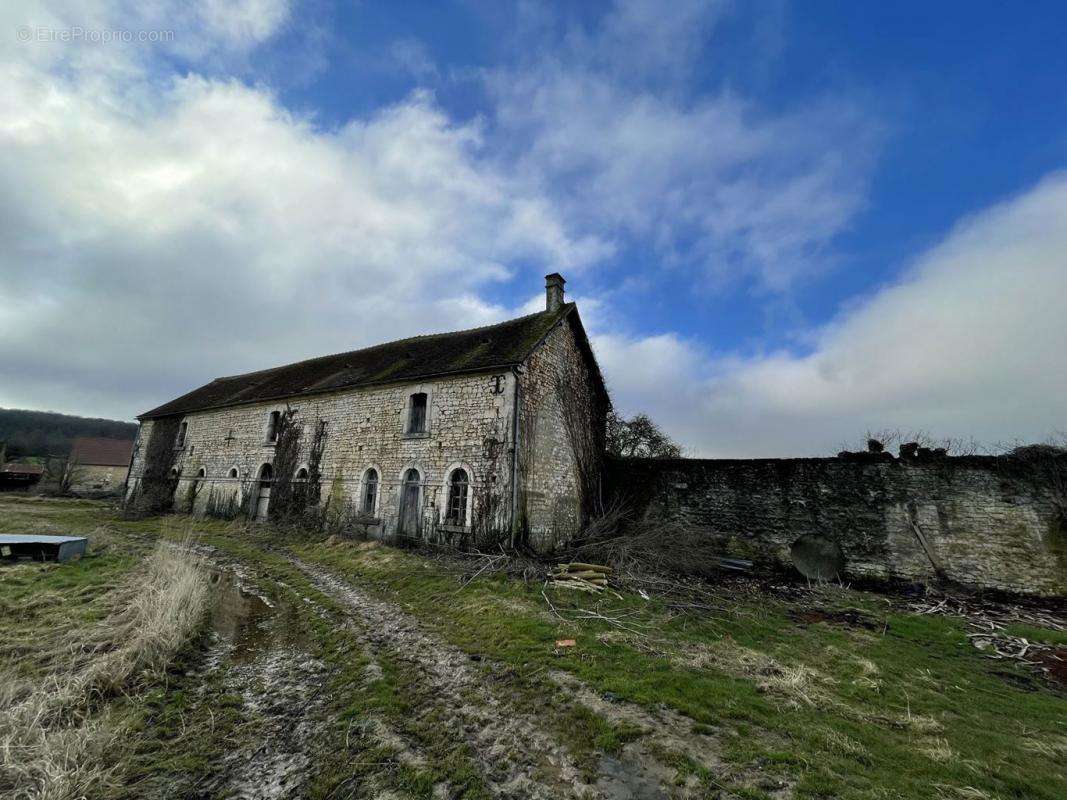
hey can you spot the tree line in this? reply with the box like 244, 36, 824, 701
0, 408, 137, 461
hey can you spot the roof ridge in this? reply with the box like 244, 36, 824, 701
139, 303, 581, 419
213, 306, 571, 383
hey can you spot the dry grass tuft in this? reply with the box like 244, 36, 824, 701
919, 737, 957, 762
823, 729, 870, 761
1020, 734, 1067, 759
934, 784, 1000, 800
676, 638, 837, 709
0, 539, 211, 800
854, 657, 880, 676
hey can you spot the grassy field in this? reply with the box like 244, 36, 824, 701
1, 495, 1066, 800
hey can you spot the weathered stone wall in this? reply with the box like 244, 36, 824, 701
609, 456, 1067, 596
518, 320, 585, 547
128, 370, 519, 540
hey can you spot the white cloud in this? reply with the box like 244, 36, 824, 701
2, 0, 293, 91
487, 0, 879, 291
596, 173, 1067, 456
5, 0, 1059, 467
0, 25, 606, 417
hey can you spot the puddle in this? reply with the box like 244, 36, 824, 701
208, 569, 274, 662
190, 565, 329, 800
596, 755, 670, 799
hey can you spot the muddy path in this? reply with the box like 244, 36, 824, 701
288, 555, 742, 800
169, 549, 332, 800
291, 556, 591, 798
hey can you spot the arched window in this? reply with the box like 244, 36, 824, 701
295, 467, 309, 482
266, 410, 281, 443
255, 463, 273, 521
228, 467, 239, 480
407, 393, 427, 434
197, 468, 206, 478
446, 469, 469, 526
362, 468, 379, 515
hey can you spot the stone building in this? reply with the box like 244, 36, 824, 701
126, 274, 608, 547
69, 436, 134, 494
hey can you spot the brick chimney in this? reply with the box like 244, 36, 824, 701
545, 273, 565, 313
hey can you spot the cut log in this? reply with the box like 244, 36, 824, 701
556, 562, 613, 574
551, 569, 609, 581
550, 580, 603, 593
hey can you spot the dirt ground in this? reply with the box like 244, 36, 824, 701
192, 543, 748, 799
3, 497, 1066, 800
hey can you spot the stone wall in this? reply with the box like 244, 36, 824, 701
128, 369, 519, 540
518, 320, 585, 546
609, 455, 1067, 596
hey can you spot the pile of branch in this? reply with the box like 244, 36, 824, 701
909, 592, 1067, 681
549, 562, 612, 593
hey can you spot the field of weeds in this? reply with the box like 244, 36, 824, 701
1, 495, 1066, 800
0, 502, 210, 799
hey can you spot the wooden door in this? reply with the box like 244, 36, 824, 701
398, 469, 421, 537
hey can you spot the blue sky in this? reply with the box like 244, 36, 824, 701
2, 1, 1066, 455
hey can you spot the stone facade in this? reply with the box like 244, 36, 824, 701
127, 279, 606, 547
518, 321, 585, 544
130, 370, 518, 538
609, 455, 1067, 596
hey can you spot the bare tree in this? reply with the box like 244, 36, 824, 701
606, 411, 682, 459
39, 454, 82, 495
267, 407, 328, 525
1001, 436, 1067, 526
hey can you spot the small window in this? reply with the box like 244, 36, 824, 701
175, 421, 188, 448
446, 469, 469, 526
266, 410, 281, 443
408, 393, 427, 434
228, 467, 239, 479
197, 468, 206, 478
295, 467, 308, 482
362, 468, 379, 515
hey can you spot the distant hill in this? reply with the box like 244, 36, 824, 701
0, 408, 137, 461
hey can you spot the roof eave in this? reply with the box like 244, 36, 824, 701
136, 359, 528, 421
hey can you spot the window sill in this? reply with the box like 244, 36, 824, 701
402, 431, 430, 440
438, 523, 471, 534
262, 440, 278, 447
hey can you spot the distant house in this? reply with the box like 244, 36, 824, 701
0, 462, 45, 491
70, 437, 134, 493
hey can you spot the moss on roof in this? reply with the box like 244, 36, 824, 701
139, 304, 590, 419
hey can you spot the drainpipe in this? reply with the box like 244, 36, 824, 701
510, 367, 522, 547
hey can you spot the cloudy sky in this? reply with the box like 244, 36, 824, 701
2, 1, 1065, 456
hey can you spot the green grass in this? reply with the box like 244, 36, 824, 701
291, 539, 1067, 800
1003, 622, 1067, 647
3, 496, 1067, 800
